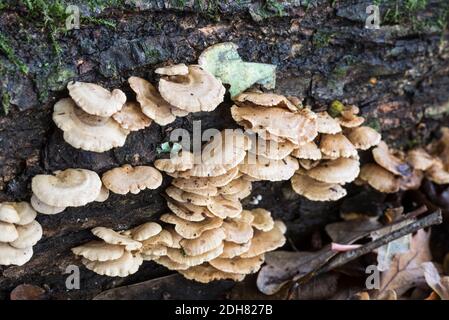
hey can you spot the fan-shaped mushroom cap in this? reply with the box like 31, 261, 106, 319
0, 221, 18, 242
210, 254, 265, 274
165, 186, 187, 203
53, 98, 129, 152
359, 163, 400, 193
372, 142, 411, 176
32, 168, 102, 207
91, 227, 142, 251
234, 92, 297, 112
158, 65, 225, 112
0, 204, 19, 223
298, 159, 320, 170
130, 222, 162, 241
0, 243, 33, 266
180, 228, 226, 256
220, 241, 252, 259
346, 126, 381, 150
221, 217, 254, 244
165, 227, 183, 248
155, 151, 194, 173
72, 241, 125, 262
316, 112, 342, 134
167, 200, 208, 222
239, 154, 299, 181
338, 105, 364, 128
172, 166, 239, 190
112, 101, 152, 131
166, 243, 224, 267
154, 256, 190, 270
9, 220, 43, 249
250, 208, 275, 232
320, 133, 358, 158
160, 214, 223, 239
67, 81, 126, 117
141, 245, 167, 257
102, 164, 162, 195
248, 135, 296, 160
231, 105, 317, 145
207, 195, 243, 219
406, 148, 436, 171
141, 229, 173, 248
179, 264, 245, 283
240, 222, 286, 258
425, 160, 449, 184
10, 202, 37, 225
291, 173, 347, 201
307, 158, 360, 184
219, 178, 252, 197
30, 194, 66, 215
128, 76, 177, 126
291, 141, 322, 160
82, 251, 143, 277
399, 169, 423, 191
155, 63, 189, 76
95, 186, 110, 203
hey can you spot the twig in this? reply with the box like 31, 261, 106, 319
286, 209, 442, 299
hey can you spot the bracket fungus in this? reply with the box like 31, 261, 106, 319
158, 65, 225, 113
53, 98, 129, 152
67, 81, 126, 117
32, 168, 102, 208
0, 202, 42, 266
112, 101, 152, 131
102, 164, 162, 195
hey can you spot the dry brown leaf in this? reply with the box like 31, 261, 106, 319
377, 229, 432, 297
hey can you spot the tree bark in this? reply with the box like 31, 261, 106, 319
0, 0, 448, 299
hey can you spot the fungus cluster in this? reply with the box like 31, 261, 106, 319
358, 126, 449, 193
53, 64, 225, 152
231, 94, 381, 201
71, 222, 164, 277
0, 202, 42, 266
30, 168, 104, 215
151, 129, 287, 283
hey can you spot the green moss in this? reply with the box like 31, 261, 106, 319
365, 118, 381, 132
312, 31, 333, 49
81, 16, 116, 28
0, 33, 29, 74
329, 100, 345, 117
1, 92, 10, 115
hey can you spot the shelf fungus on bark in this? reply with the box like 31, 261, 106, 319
337, 105, 365, 128
72, 222, 167, 277
158, 65, 225, 113
112, 101, 152, 131
31, 168, 102, 211
101, 164, 163, 195
67, 81, 126, 117
316, 111, 342, 134
53, 98, 129, 152
155, 63, 189, 76
291, 173, 347, 201
0, 202, 42, 266
346, 126, 382, 150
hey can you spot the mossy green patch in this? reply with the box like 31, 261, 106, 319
312, 31, 333, 49
1, 91, 10, 115
329, 100, 344, 117
0, 33, 29, 74
365, 118, 381, 132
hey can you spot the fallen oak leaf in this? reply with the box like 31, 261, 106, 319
422, 261, 449, 300
377, 229, 432, 298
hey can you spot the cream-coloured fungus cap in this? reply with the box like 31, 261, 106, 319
91, 227, 142, 251
9, 220, 43, 249
239, 154, 299, 181
32, 168, 102, 207
320, 133, 358, 158
210, 255, 265, 274
291, 173, 347, 201
102, 164, 162, 195
179, 264, 245, 283
155, 63, 189, 76
128, 76, 178, 126
316, 112, 342, 134
112, 101, 152, 131
30, 194, 66, 215
67, 81, 126, 117
234, 92, 297, 112
160, 214, 223, 239
0, 243, 33, 266
346, 126, 381, 150
359, 163, 400, 193
291, 141, 322, 160
82, 251, 143, 277
158, 65, 225, 113
307, 158, 360, 184
0, 203, 20, 223
53, 98, 129, 152
72, 241, 125, 262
